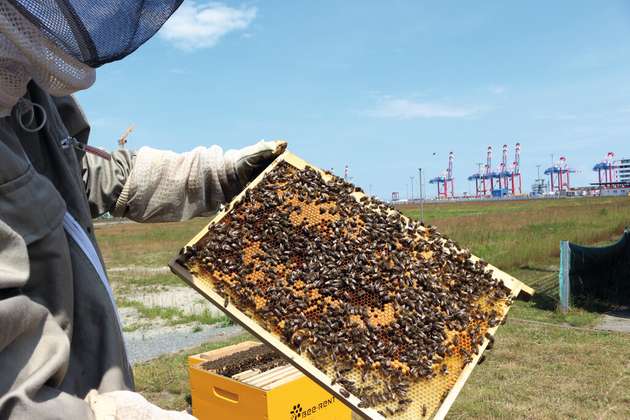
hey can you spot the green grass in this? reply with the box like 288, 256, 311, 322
499, 268, 601, 327
109, 273, 184, 297
118, 298, 232, 327
96, 218, 209, 268
111, 273, 183, 288
510, 300, 601, 328
399, 196, 630, 270
122, 323, 143, 332
449, 322, 630, 419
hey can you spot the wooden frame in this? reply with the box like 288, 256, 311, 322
170, 150, 534, 419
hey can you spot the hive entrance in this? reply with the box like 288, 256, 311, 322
175, 152, 527, 419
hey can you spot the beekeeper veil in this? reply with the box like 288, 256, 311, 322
0, 0, 183, 116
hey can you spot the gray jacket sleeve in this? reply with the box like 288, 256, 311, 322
83, 150, 135, 218
52, 94, 136, 219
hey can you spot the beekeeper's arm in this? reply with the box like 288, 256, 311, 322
84, 140, 284, 221
108, 140, 286, 222
63, 96, 286, 221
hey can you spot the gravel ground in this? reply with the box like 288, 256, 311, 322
124, 324, 244, 364
111, 261, 243, 364
127, 287, 223, 317
594, 309, 630, 333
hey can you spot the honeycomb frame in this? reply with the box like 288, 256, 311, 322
170, 150, 534, 420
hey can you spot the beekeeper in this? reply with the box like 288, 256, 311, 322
0, 1, 285, 418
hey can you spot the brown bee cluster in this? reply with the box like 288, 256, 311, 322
201, 345, 286, 378
182, 162, 511, 418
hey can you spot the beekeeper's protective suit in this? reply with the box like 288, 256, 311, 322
0, 1, 284, 418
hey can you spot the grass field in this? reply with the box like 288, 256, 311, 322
398, 196, 629, 271
98, 196, 630, 419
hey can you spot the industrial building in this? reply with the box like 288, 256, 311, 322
591, 152, 630, 196
619, 158, 630, 184
400, 148, 630, 201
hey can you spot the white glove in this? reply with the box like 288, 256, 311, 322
85, 389, 196, 420
227, 140, 288, 190
113, 140, 287, 222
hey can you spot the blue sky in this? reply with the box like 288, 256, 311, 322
77, 1, 630, 199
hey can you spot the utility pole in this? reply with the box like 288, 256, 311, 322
418, 168, 424, 224
410, 176, 414, 201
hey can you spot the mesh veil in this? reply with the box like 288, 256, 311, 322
0, 0, 95, 116
7, 0, 184, 67
0, 0, 182, 116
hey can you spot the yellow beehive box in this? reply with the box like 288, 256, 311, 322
188, 342, 351, 420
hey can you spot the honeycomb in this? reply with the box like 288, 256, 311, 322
178, 155, 517, 419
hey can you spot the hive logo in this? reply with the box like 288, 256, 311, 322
289, 396, 336, 419
290, 403, 303, 419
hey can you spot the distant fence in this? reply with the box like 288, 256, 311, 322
558, 230, 630, 312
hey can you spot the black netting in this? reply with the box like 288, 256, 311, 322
569, 230, 630, 306
8, 0, 183, 67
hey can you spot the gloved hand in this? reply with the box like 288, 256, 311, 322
113, 140, 287, 222
226, 140, 287, 190
85, 389, 196, 420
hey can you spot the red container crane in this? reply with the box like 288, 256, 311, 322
429, 152, 455, 199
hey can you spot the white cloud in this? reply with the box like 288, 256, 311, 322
160, 2, 256, 50
368, 98, 480, 119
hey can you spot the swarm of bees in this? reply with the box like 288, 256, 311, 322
182, 162, 511, 418
201, 345, 286, 378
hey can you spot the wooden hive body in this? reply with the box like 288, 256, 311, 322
188, 342, 351, 420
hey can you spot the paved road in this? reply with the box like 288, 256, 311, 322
125, 324, 245, 364
595, 309, 630, 334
